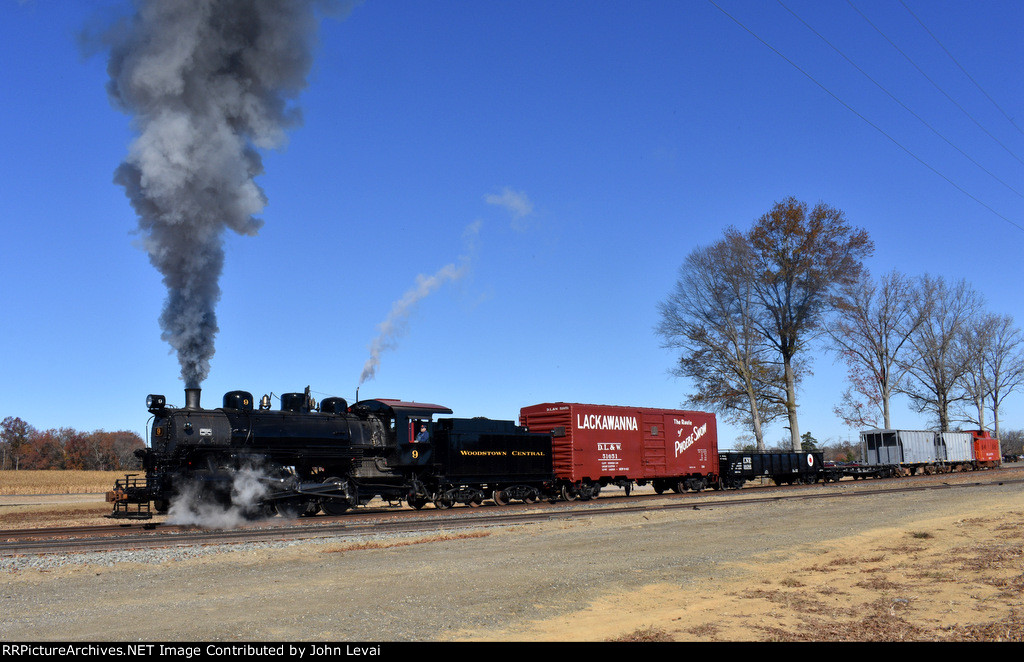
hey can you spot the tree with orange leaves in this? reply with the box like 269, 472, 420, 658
740, 197, 874, 451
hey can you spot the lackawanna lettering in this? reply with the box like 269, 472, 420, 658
576, 414, 639, 431
674, 422, 708, 457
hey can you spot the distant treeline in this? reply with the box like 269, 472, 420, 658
0, 416, 144, 471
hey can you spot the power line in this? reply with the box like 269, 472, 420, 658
706, 0, 1024, 234
777, 0, 1024, 201
900, 0, 1024, 138
847, 0, 1024, 167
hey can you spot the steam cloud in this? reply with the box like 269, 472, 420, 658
165, 466, 273, 529
104, 1, 345, 387
359, 221, 481, 384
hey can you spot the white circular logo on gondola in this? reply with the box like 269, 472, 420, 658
806, 454, 815, 467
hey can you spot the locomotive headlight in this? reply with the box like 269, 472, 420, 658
146, 394, 166, 412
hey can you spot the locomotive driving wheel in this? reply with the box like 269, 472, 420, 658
320, 477, 352, 515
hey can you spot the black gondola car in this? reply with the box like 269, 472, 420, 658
718, 451, 824, 489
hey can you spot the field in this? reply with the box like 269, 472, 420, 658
0, 470, 126, 495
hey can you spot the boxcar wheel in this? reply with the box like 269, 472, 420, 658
492, 490, 509, 506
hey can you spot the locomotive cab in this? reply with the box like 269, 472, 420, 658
349, 398, 453, 467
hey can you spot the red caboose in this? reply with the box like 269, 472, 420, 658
520, 402, 719, 499
970, 430, 1002, 467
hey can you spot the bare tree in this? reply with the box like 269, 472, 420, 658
742, 198, 874, 450
657, 235, 787, 449
981, 315, 1024, 440
897, 275, 981, 431
828, 270, 926, 429
1001, 429, 1024, 456
961, 314, 997, 430
833, 363, 888, 430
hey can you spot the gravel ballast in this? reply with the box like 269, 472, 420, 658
2, 474, 1022, 641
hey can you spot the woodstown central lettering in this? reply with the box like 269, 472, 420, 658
456, 450, 546, 456
576, 414, 639, 431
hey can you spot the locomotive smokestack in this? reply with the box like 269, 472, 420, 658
185, 388, 202, 411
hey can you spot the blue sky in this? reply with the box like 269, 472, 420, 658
1, 0, 1022, 449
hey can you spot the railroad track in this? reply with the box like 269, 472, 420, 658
2, 470, 1020, 557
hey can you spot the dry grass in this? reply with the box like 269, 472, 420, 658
551, 505, 1024, 643
739, 518, 1024, 642
608, 626, 675, 642
0, 470, 128, 495
321, 531, 492, 553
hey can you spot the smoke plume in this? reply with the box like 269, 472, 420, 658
359, 221, 481, 384
104, 1, 342, 387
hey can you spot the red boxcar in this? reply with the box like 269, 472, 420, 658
519, 402, 719, 499
970, 430, 1002, 466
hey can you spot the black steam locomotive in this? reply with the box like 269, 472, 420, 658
108, 387, 555, 520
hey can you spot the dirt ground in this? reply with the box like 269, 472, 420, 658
1, 468, 1023, 642
496, 494, 1024, 642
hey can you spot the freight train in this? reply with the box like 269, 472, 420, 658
106, 388, 1002, 520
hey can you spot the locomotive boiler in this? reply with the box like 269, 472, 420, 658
108, 387, 555, 519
